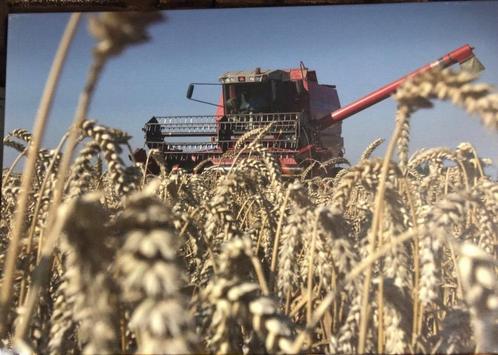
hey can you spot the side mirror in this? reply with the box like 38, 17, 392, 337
186, 84, 195, 99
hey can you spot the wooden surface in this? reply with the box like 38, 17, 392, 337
7, 0, 430, 13
0, 2, 6, 185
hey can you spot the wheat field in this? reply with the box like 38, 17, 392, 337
0, 12, 497, 355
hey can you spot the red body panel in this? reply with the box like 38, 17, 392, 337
215, 95, 224, 119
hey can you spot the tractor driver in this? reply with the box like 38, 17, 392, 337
239, 90, 270, 113
225, 85, 270, 114
225, 84, 239, 114
226, 97, 238, 114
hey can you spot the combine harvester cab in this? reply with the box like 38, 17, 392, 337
137, 44, 483, 175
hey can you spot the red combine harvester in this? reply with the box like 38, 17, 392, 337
136, 44, 483, 175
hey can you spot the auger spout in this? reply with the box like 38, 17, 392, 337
316, 44, 484, 130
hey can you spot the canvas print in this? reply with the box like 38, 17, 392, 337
1, 2, 497, 353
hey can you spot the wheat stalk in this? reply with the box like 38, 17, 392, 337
0, 14, 82, 337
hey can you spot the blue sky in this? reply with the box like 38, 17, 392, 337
4, 1, 498, 175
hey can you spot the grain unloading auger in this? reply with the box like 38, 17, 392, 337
135, 44, 483, 175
